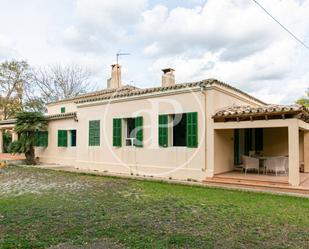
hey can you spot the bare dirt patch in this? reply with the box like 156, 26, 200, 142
0, 166, 90, 197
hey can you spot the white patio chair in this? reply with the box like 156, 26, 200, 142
242, 155, 260, 174
284, 156, 289, 173
265, 156, 287, 176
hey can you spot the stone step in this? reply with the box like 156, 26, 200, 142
212, 175, 289, 186
203, 178, 309, 195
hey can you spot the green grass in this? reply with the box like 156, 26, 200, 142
0, 166, 308, 249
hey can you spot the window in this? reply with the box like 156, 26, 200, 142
35, 131, 48, 147
163, 112, 198, 148
58, 130, 68, 147
61, 107, 66, 113
89, 120, 100, 146
124, 117, 143, 147
125, 118, 136, 146
173, 114, 187, 146
70, 130, 76, 147
158, 114, 168, 147
113, 118, 122, 147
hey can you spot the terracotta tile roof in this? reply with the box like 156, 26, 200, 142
48, 79, 266, 105
47, 112, 77, 121
213, 104, 309, 123
48, 85, 138, 105
75, 81, 203, 104
0, 112, 77, 126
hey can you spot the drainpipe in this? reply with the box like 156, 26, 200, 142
201, 87, 208, 172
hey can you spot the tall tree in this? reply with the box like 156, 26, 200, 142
0, 60, 95, 119
9, 111, 47, 165
31, 64, 94, 103
0, 60, 30, 119
296, 89, 309, 107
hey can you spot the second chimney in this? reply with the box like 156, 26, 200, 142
107, 64, 122, 89
161, 68, 175, 87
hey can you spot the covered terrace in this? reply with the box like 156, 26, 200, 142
210, 104, 309, 187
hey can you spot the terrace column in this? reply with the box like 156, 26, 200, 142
0, 129, 3, 153
304, 131, 309, 173
206, 128, 215, 177
288, 122, 300, 186
205, 90, 215, 177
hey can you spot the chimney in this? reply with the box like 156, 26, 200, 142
107, 64, 122, 89
161, 68, 175, 87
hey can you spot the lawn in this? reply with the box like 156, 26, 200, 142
0, 166, 308, 249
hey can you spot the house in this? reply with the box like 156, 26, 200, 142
0, 64, 308, 186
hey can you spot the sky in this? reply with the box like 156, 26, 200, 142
0, 0, 308, 104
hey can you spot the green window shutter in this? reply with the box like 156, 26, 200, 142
186, 112, 198, 148
58, 130, 61, 147
89, 122, 93, 146
89, 120, 100, 146
113, 118, 122, 147
35, 132, 40, 147
58, 130, 67, 147
61, 107, 66, 113
41, 131, 48, 147
134, 116, 143, 147
158, 114, 168, 147
63, 130, 68, 147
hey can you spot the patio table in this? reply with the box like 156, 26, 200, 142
256, 156, 268, 175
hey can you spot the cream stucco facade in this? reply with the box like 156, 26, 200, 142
36, 77, 266, 182
37, 85, 260, 181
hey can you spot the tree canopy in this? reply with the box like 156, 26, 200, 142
0, 60, 30, 119
9, 111, 47, 164
0, 60, 94, 119
296, 89, 309, 107
31, 64, 94, 104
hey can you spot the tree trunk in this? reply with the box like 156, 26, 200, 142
25, 146, 35, 165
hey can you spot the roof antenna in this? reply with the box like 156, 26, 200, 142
116, 51, 130, 65
114, 51, 130, 88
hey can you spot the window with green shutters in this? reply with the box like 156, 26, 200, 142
113, 118, 122, 147
35, 131, 48, 147
61, 107, 66, 113
89, 120, 100, 146
58, 130, 68, 147
134, 116, 143, 147
158, 114, 168, 147
186, 112, 198, 148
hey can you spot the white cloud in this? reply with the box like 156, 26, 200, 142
61, 0, 147, 52
76, 0, 147, 27
0, 34, 18, 59
0, 0, 308, 103
140, 0, 309, 103
139, 1, 281, 57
